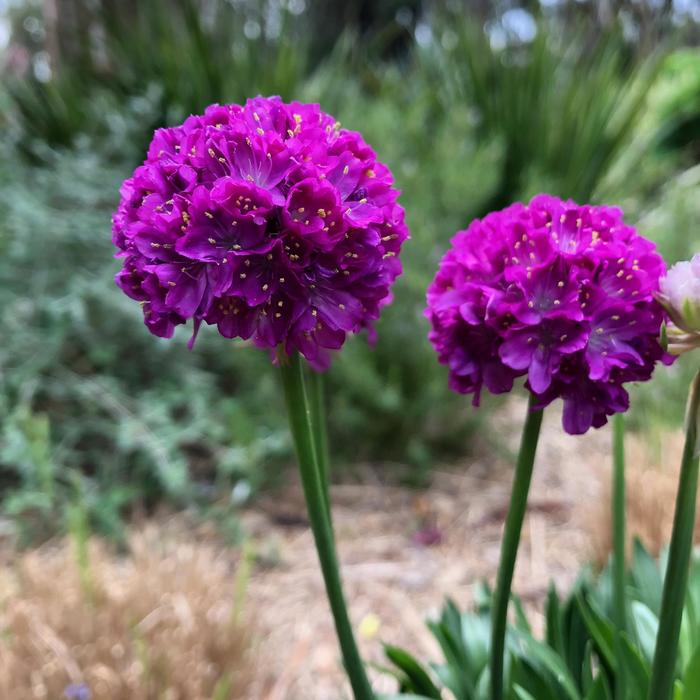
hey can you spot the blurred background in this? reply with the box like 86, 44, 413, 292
0, 0, 700, 541
2, 0, 699, 543
0, 1, 699, 696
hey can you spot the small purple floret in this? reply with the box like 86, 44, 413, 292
426, 195, 672, 434
112, 97, 409, 368
64, 684, 91, 700
412, 525, 443, 547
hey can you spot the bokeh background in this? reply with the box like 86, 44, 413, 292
1, 1, 700, 697
2, 0, 699, 543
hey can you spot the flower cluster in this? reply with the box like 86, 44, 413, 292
658, 253, 700, 355
426, 195, 670, 434
113, 97, 408, 368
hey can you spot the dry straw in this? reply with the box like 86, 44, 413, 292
0, 523, 252, 699
590, 428, 700, 563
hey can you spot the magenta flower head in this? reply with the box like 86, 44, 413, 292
112, 97, 408, 369
426, 194, 671, 434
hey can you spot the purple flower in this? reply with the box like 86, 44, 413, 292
64, 684, 91, 700
426, 195, 672, 434
113, 97, 409, 368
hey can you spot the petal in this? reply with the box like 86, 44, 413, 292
499, 333, 535, 370
528, 345, 554, 394
562, 396, 595, 435
167, 272, 207, 317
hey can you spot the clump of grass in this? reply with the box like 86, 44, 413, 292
0, 524, 253, 699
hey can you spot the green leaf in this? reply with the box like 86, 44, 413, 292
545, 585, 564, 656
630, 538, 664, 616
576, 594, 616, 672
212, 676, 232, 700
428, 600, 494, 699
428, 619, 474, 698
681, 642, 700, 695
510, 657, 562, 700
630, 601, 659, 665
512, 594, 533, 634
680, 556, 700, 664
459, 610, 491, 673
476, 666, 490, 700
584, 675, 613, 700
581, 641, 595, 693
513, 685, 538, 700
512, 630, 580, 700
618, 632, 651, 699
384, 645, 442, 699
562, 589, 594, 689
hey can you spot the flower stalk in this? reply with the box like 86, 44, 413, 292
612, 413, 627, 632
611, 411, 627, 700
280, 351, 374, 700
648, 368, 700, 700
490, 395, 544, 700
308, 368, 332, 521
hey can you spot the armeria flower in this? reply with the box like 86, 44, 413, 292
113, 97, 408, 368
426, 194, 671, 434
658, 254, 700, 355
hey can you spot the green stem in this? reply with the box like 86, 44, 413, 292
490, 395, 544, 700
308, 367, 332, 521
648, 369, 700, 700
612, 411, 627, 700
280, 352, 374, 700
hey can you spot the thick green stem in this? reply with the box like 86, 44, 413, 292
612, 411, 627, 700
280, 352, 374, 700
308, 367, 332, 520
648, 369, 700, 700
490, 395, 544, 700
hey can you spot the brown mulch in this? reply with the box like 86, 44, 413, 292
244, 398, 620, 700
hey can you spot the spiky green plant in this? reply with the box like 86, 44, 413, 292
382, 541, 700, 700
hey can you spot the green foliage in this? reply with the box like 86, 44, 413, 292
5, 0, 316, 161
625, 164, 700, 430
415, 13, 662, 207
652, 49, 700, 159
382, 543, 700, 699
0, 147, 290, 540
1, 1, 698, 538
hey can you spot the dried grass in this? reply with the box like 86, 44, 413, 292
588, 427, 700, 564
0, 400, 692, 700
0, 523, 253, 699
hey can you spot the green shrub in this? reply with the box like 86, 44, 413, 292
0, 148, 289, 541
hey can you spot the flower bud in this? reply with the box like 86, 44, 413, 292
658, 254, 700, 355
